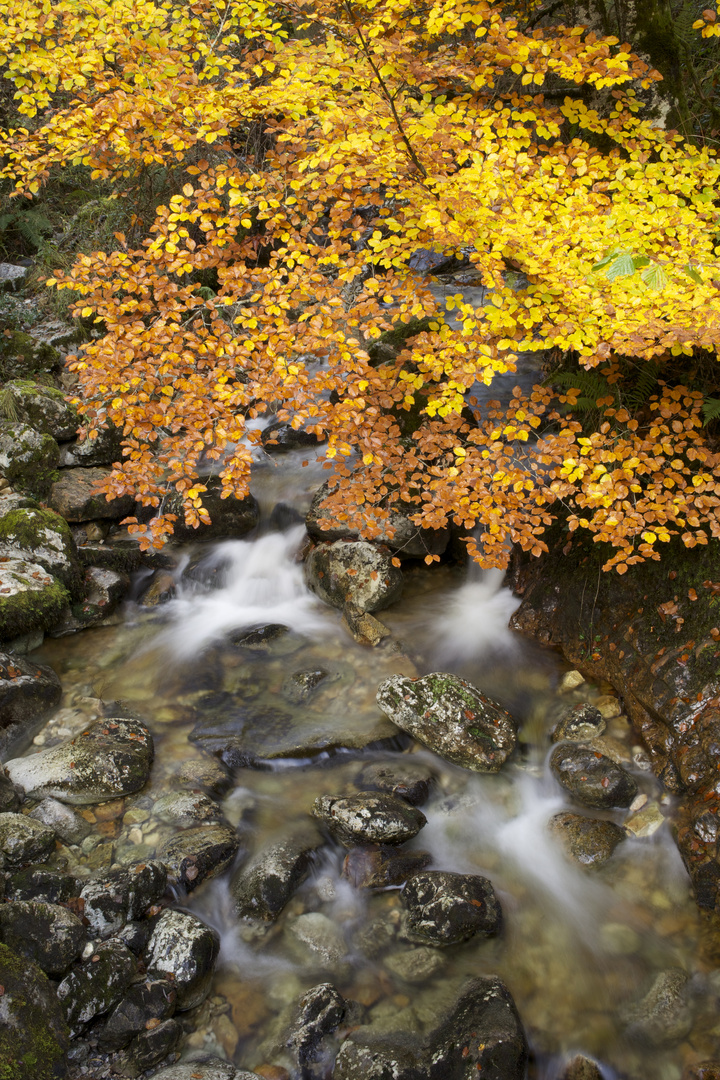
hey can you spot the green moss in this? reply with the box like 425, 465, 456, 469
0, 332, 62, 381
0, 943, 69, 1080
367, 315, 436, 364
0, 572, 69, 642
0, 507, 82, 595
0, 422, 60, 499
6, 378, 67, 403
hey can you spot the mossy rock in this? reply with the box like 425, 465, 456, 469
367, 315, 436, 364
0, 507, 82, 596
0, 421, 59, 499
0, 332, 62, 381
0, 941, 70, 1079
3, 380, 78, 441
0, 558, 69, 642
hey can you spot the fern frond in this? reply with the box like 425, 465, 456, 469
625, 361, 661, 410
702, 397, 720, 424
545, 369, 615, 412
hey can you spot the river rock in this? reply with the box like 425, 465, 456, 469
305, 541, 403, 613
176, 754, 232, 796
167, 481, 260, 542
313, 793, 426, 846
282, 667, 330, 704
287, 982, 347, 1068
0, 651, 62, 754
231, 825, 323, 921
287, 911, 347, 967
0, 899, 85, 974
5, 716, 154, 804
0, 811, 56, 867
552, 703, 606, 743
114, 1017, 183, 1077
58, 422, 122, 467
377, 672, 518, 772
0, 420, 59, 499
307, 481, 450, 559
57, 939, 137, 1034
559, 1056, 605, 1080
80, 860, 167, 937
50, 565, 130, 635
3, 379, 78, 440
548, 812, 626, 868
96, 977, 178, 1051
334, 975, 527, 1080
149, 1063, 261, 1080
0, 506, 83, 594
625, 968, 693, 1046
6, 864, 80, 903
0, 556, 69, 644
30, 796, 90, 844
0, 942, 70, 1080
384, 945, 447, 983
0, 763, 19, 811
152, 789, 225, 827
343, 845, 432, 889
355, 759, 434, 805
549, 744, 638, 808
144, 909, 220, 1010
49, 466, 135, 521
401, 870, 502, 946
158, 823, 240, 891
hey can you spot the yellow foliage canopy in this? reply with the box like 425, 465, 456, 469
1, 0, 719, 568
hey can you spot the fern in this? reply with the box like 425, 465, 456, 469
0, 208, 53, 250
625, 361, 661, 411
702, 397, 720, 425
545, 369, 616, 412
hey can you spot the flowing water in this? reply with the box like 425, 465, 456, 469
30, 442, 720, 1080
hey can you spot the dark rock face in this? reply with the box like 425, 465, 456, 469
552, 703, 606, 743
548, 812, 626, 868
96, 977, 178, 1051
166, 482, 259, 542
144, 909, 220, 1010
334, 975, 527, 1080
343, 845, 432, 889
509, 535, 720, 909
231, 826, 322, 921
158, 823, 240, 891
549, 744, 638, 808
0, 941, 70, 1080
115, 1017, 183, 1076
401, 871, 502, 946
306, 481, 450, 559
355, 759, 434, 805
0, 651, 61, 755
305, 540, 403, 613
0, 900, 85, 974
6, 865, 79, 903
80, 861, 167, 938
313, 793, 426, 846
0, 764, 19, 811
56, 939, 137, 1035
0, 811, 56, 867
49, 466, 135, 521
287, 982, 347, 1068
377, 672, 518, 773
5, 716, 154, 804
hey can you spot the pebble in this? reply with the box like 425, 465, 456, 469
560, 670, 585, 691
625, 802, 665, 838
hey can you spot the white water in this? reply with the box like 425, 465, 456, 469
432, 566, 521, 666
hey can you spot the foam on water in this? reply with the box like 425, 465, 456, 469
431, 566, 521, 666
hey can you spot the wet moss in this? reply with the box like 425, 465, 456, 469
0, 421, 60, 499
0, 569, 69, 642
0, 507, 82, 595
0, 942, 69, 1080
0, 332, 62, 381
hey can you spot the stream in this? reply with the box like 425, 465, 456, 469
24, 438, 720, 1080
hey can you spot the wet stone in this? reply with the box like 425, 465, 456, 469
282, 667, 330, 704
158, 823, 240, 891
80, 860, 167, 938
0, 900, 85, 975
559, 1055, 605, 1080
286, 982, 347, 1068
333, 975, 527, 1080
683, 1065, 720, 1080
313, 793, 426, 846
6, 864, 80, 903
115, 919, 157, 956
624, 801, 665, 838
96, 977, 178, 1051
152, 789, 225, 827
548, 812, 626, 868
231, 825, 322, 922
176, 755, 232, 796
377, 672, 518, 773
305, 540, 403, 614
115, 1017, 183, 1077
5, 715, 154, 804
0, 811, 56, 867
0, 763, 20, 811
149, 1063, 261, 1080
552, 703, 606, 743
262, 420, 323, 453
624, 967, 693, 1047
0, 941, 70, 1080
230, 622, 293, 651
355, 759, 434, 805
57, 939, 137, 1035
144, 908, 220, 1011
342, 845, 432, 889
29, 796, 91, 844
401, 870, 502, 947
549, 744, 638, 809
0, 651, 62, 756
342, 606, 391, 647
384, 946, 447, 983
287, 911, 347, 967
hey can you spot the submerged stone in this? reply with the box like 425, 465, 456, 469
552, 703, 606, 743
5, 716, 154, 804
401, 870, 502, 947
355, 758, 434, 805
548, 812, 626, 868
377, 672, 518, 772
549, 744, 638, 809
231, 825, 322, 921
625, 968, 693, 1047
342, 845, 431, 889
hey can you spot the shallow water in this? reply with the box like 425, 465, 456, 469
30, 445, 720, 1080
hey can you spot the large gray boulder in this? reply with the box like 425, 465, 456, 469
0, 557, 69, 644
377, 672, 518, 772
305, 540, 403, 613
0, 420, 59, 499
49, 466, 135, 522
5, 716, 154, 805
3, 379, 78, 440
307, 481, 449, 559
0, 506, 82, 594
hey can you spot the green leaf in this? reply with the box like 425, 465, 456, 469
632, 255, 650, 269
702, 397, 720, 424
606, 253, 635, 280
684, 263, 703, 285
641, 265, 668, 290
590, 247, 621, 273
